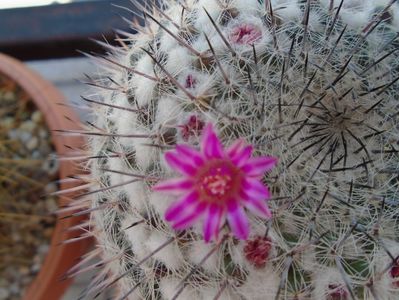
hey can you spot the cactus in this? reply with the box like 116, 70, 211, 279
65, 0, 399, 299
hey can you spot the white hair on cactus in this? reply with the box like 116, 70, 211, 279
194, 0, 224, 33
312, 267, 350, 300
144, 231, 185, 270
123, 216, 151, 261
132, 55, 157, 107
165, 47, 194, 75
186, 240, 221, 274
236, 268, 280, 299
155, 96, 184, 127
199, 284, 240, 300
159, 277, 199, 300
232, 0, 261, 14
133, 134, 158, 171
122, 180, 148, 213
113, 113, 138, 149
148, 192, 175, 218
159, 22, 182, 54
274, 1, 302, 22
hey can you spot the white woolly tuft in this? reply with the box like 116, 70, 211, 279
236, 268, 280, 299
312, 268, 349, 300
159, 277, 199, 300
144, 231, 184, 270
148, 192, 175, 217
132, 55, 157, 107
123, 217, 151, 261
186, 240, 220, 274
199, 284, 239, 300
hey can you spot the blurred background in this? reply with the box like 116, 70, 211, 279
0, 1, 132, 299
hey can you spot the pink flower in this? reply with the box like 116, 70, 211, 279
154, 123, 277, 242
229, 24, 262, 45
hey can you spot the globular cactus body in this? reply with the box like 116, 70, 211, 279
70, 0, 399, 299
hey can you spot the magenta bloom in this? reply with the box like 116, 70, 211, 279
154, 124, 277, 242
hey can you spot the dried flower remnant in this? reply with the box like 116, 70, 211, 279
391, 263, 399, 287
244, 236, 272, 268
327, 284, 348, 300
154, 124, 277, 242
180, 115, 205, 142
185, 74, 197, 89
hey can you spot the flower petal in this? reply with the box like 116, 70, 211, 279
203, 204, 224, 242
241, 156, 278, 177
227, 139, 245, 158
165, 191, 198, 222
227, 200, 249, 240
242, 194, 272, 218
232, 145, 253, 167
201, 123, 223, 159
172, 202, 207, 230
242, 178, 270, 200
153, 178, 194, 194
175, 144, 204, 167
165, 151, 197, 175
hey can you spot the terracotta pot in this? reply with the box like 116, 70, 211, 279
0, 53, 91, 300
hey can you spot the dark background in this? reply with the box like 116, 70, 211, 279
0, 0, 133, 60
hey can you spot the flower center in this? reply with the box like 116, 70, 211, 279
197, 160, 241, 203
230, 24, 262, 45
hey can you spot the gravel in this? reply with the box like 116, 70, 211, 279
0, 74, 59, 300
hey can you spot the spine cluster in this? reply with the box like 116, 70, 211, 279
63, 0, 399, 299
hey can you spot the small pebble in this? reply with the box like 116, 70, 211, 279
45, 197, 58, 212
30, 263, 41, 274
9, 284, 19, 295
2, 91, 15, 102
19, 131, 31, 143
0, 288, 10, 300
31, 150, 41, 159
38, 143, 51, 155
42, 156, 59, 176
38, 245, 49, 255
7, 129, 18, 140
44, 183, 58, 195
44, 228, 53, 239
26, 136, 39, 151
18, 267, 30, 276
38, 128, 48, 139
31, 111, 43, 123
0, 117, 14, 129
19, 120, 36, 133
